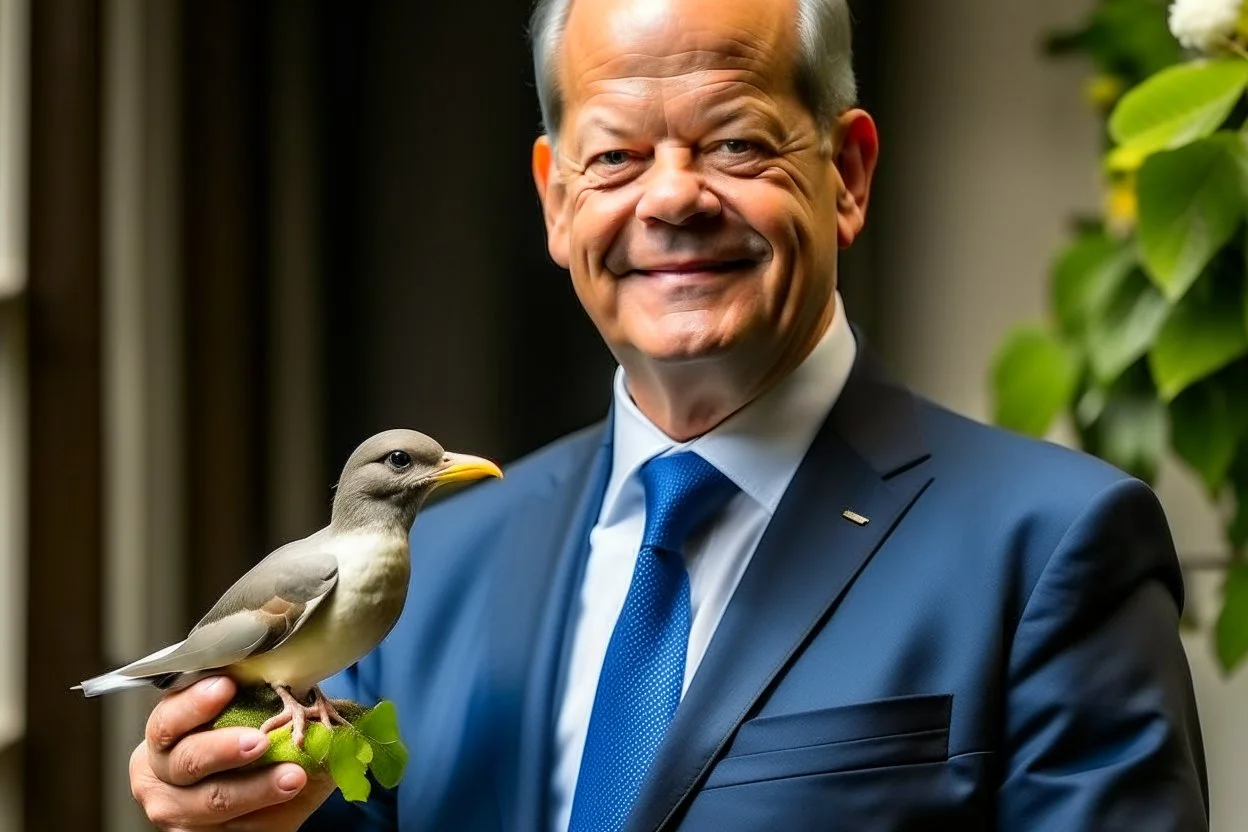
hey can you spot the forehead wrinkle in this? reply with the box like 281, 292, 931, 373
579, 56, 773, 96
580, 70, 774, 118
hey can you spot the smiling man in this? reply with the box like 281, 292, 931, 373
529, 0, 868, 444
127, 0, 1209, 829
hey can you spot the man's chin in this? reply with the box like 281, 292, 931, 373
627, 333, 740, 366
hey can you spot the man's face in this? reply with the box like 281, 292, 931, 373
533, 0, 876, 378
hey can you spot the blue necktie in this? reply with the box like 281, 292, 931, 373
568, 451, 737, 831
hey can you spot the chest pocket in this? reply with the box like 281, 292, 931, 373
703, 693, 952, 789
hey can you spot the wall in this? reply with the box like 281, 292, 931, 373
0, 0, 27, 828
869, 0, 1248, 827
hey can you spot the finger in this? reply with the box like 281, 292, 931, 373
216, 773, 338, 832
142, 763, 309, 829
145, 677, 272, 787
152, 725, 273, 787
146, 676, 237, 754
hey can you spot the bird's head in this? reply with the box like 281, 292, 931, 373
331, 428, 503, 531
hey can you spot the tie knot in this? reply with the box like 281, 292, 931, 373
639, 451, 737, 553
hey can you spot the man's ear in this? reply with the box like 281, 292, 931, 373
532, 135, 570, 268
832, 109, 879, 249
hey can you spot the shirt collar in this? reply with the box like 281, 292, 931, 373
600, 290, 857, 522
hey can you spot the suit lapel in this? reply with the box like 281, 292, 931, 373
492, 418, 614, 832
623, 345, 934, 832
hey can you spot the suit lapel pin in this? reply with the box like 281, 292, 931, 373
842, 509, 870, 526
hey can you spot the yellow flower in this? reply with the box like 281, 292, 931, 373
1083, 74, 1125, 109
1105, 174, 1138, 236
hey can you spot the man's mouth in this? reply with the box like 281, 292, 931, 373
629, 259, 756, 277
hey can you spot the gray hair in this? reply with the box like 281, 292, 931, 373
528, 0, 857, 147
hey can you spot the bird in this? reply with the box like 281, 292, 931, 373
73, 428, 503, 746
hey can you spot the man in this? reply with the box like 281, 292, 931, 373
128, 0, 1210, 828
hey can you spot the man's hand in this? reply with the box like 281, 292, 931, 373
129, 676, 337, 831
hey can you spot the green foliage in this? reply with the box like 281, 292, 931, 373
1233, 450, 1248, 550
1079, 363, 1169, 483
1170, 376, 1248, 494
991, 327, 1082, 436
354, 701, 409, 788
1217, 564, 1248, 671
326, 729, 372, 802
990, 0, 1248, 675
1086, 269, 1170, 384
1108, 60, 1248, 155
1052, 229, 1139, 336
213, 686, 409, 803
1136, 133, 1248, 299
1148, 259, 1248, 400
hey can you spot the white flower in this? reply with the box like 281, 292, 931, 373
1168, 0, 1244, 52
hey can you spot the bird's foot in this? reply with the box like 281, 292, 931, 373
307, 686, 351, 729
259, 685, 310, 746
258, 685, 350, 748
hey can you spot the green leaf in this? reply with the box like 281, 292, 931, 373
210, 689, 408, 801
1229, 445, 1248, 553
328, 729, 371, 803
1216, 563, 1248, 673
1137, 133, 1248, 300
1109, 59, 1248, 156
990, 326, 1082, 437
367, 734, 410, 790
353, 699, 408, 790
1234, 500, 1248, 553
303, 722, 333, 764
354, 699, 400, 744
1075, 384, 1108, 428
1095, 393, 1167, 483
1084, 269, 1169, 384
1079, 365, 1167, 484
1052, 229, 1138, 336
1149, 267, 1248, 401
1169, 377, 1248, 495
354, 734, 374, 765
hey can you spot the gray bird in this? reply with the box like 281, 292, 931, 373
74, 428, 502, 745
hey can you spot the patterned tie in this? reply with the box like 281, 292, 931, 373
568, 450, 738, 831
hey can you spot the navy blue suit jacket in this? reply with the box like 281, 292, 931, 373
306, 341, 1208, 831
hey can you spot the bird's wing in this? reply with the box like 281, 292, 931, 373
118, 548, 339, 679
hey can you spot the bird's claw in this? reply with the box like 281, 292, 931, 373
259, 685, 349, 748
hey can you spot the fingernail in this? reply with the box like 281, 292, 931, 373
278, 770, 302, 793
239, 732, 266, 755
204, 677, 227, 695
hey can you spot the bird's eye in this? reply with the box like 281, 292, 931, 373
387, 450, 412, 469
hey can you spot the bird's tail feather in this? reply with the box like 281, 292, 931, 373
72, 639, 207, 697
72, 672, 153, 697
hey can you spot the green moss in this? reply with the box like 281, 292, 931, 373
212, 686, 408, 802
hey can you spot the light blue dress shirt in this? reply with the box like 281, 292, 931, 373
549, 292, 858, 831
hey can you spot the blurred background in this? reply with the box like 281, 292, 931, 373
0, 0, 1244, 829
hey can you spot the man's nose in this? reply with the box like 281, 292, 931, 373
635, 148, 721, 226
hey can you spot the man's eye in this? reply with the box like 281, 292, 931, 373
596, 150, 632, 166
720, 140, 754, 154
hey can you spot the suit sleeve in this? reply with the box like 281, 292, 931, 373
299, 656, 400, 831
998, 476, 1209, 829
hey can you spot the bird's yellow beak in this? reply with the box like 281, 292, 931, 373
428, 452, 503, 486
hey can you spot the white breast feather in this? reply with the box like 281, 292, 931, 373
232, 529, 411, 694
